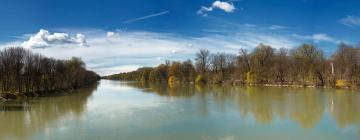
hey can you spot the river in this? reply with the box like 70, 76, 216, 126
0, 80, 359, 140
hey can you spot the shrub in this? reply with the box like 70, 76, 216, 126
335, 79, 349, 88
195, 75, 207, 84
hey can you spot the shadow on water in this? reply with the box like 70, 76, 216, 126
0, 84, 99, 140
127, 82, 360, 130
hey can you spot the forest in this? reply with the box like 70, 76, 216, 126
0, 47, 100, 98
106, 43, 360, 88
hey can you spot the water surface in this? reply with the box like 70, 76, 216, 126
1, 80, 360, 140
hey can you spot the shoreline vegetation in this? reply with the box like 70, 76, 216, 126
0, 47, 100, 102
106, 43, 360, 89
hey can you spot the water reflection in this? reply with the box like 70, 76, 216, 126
0, 84, 98, 140
0, 81, 359, 140
328, 91, 360, 128
128, 82, 360, 130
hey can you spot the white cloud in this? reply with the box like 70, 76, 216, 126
339, 15, 360, 27
292, 33, 338, 43
269, 25, 287, 30
197, 6, 214, 16
75, 33, 87, 46
107, 32, 115, 38
213, 1, 236, 12
312, 33, 336, 43
25, 31, 198, 75
193, 32, 296, 51
197, 1, 236, 16
96, 65, 140, 76
106, 31, 120, 38
2, 28, 297, 76
21, 29, 88, 49
156, 57, 163, 61
171, 49, 185, 54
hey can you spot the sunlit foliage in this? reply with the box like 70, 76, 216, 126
107, 43, 360, 88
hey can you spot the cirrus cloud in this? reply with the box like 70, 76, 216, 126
1, 27, 298, 76
292, 33, 339, 43
338, 15, 360, 27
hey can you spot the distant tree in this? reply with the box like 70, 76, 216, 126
292, 44, 326, 86
211, 52, 234, 82
169, 62, 182, 83
0, 47, 99, 94
236, 48, 251, 82
250, 44, 275, 84
180, 60, 195, 82
106, 42, 360, 88
148, 64, 169, 82
332, 43, 360, 86
273, 48, 289, 84
139, 67, 153, 82
195, 49, 211, 75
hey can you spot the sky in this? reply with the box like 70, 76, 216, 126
0, 0, 360, 76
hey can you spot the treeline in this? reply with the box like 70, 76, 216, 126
0, 47, 100, 95
107, 43, 360, 88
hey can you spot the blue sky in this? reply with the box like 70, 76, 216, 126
0, 0, 360, 75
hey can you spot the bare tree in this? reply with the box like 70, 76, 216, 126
195, 49, 211, 75
292, 44, 325, 86
273, 48, 289, 84
0, 47, 100, 95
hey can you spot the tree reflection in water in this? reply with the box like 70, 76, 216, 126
0, 84, 98, 140
1, 81, 359, 140
128, 82, 360, 130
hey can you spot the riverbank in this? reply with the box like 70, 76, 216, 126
0, 91, 64, 102
0, 88, 99, 102
216, 82, 356, 90
241, 83, 351, 89
0, 96, 6, 103
143, 79, 357, 90
0, 83, 100, 103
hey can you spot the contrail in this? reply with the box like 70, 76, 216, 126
123, 11, 169, 24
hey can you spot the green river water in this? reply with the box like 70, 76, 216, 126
0, 80, 359, 140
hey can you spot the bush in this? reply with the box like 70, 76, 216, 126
336, 79, 349, 88
195, 75, 207, 84
246, 71, 256, 84
168, 76, 179, 83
